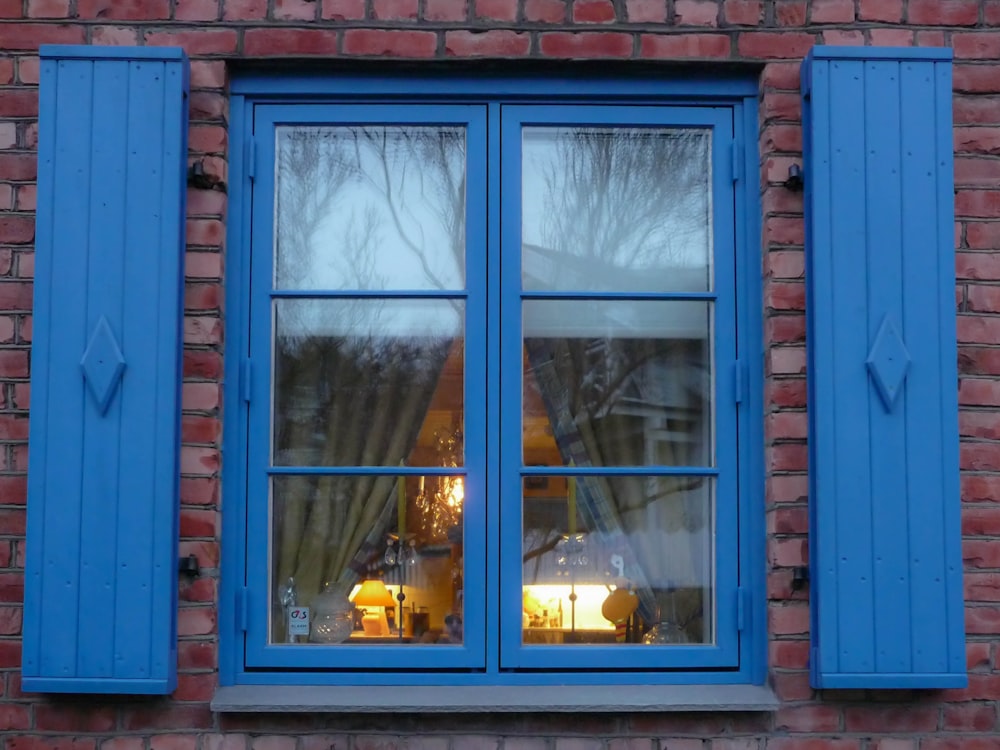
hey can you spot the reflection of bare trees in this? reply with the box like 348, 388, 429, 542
527, 128, 709, 288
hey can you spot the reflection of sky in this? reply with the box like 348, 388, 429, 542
521, 127, 712, 293
275, 126, 466, 292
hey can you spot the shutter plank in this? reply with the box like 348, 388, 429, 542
22, 46, 188, 695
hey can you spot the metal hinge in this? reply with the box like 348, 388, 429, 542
236, 586, 249, 632
736, 587, 749, 631
246, 138, 257, 181
730, 141, 743, 183
733, 359, 746, 404
241, 359, 252, 403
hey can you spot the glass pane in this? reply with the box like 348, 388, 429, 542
275, 125, 466, 291
271, 474, 466, 645
523, 300, 713, 467
521, 127, 711, 293
521, 476, 714, 645
273, 298, 464, 467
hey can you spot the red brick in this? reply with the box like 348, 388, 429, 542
524, 0, 566, 22
182, 415, 222, 444
967, 641, 992, 670
35, 705, 116, 733
343, 30, 437, 57
640, 33, 729, 58
858, 0, 901, 21
176, 0, 220, 20
909, 0, 979, 26
845, 707, 937, 733
0, 0, 22, 17
822, 29, 863, 45
146, 29, 238, 54
0, 58, 13, 84
180, 476, 219, 505
27, 0, 70, 18
764, 216, 804, 245
769, 639, 812, 670
765, 281, 805, 311
445, 30, 530, 56
182, 381, 221, 411
183, 351, 223, 380
0, 704, 29, 730
961, 410, 1000, 439
0, 24, 82, 50
761, 125, 802, 153
0, 154, 35, 181
958, 191, 1000, 219
768, 602, 809, 635
224, 0, 268, 19
960, 377, 1000, 405
0, 572, 25, 603
955, 65, 1000, 94
177, 605, 217, 636
868, 28, 913, 46
180, 508, 217, 537
966, 572, 1000, 603
964, 474, 1000, 504
0, 475, 26, 503
767, 474, 809, 503
0, 280, 32, 309
958, 250, 1000, 277
322, 0, 367, 19
178, 639, 218, 669
956, 159, 1000, 188
955, 97, 1000, 126
121, 705, 213, 731
674, 0, 717, 26
274, 0, 319, 20
244, 28, 340, 56
539, 32, 632, 57
767, 442, 808, 471
723, 0, 760, 25
78, 0, 170, 19
475, 0, 517, 20
810, 0, 853, 22
187, 218, 226, 247
774, 0, 806, 25
767, 503, 808, 533
424, 0, 467, 20
774, 705, 840, 733
90, 25, 140, 45
737, 32, 814, 59
574, 0, 616, 23
173, 672, 217, 702
954, 32, 1000, 59
967, 605, 1000, 635
190, 60, 227, 89
768, 742, 859, 750
956, 127, 1000, 156
962, 441, 1000, 471
626, 0, 664, 22
373, 0, 419, 19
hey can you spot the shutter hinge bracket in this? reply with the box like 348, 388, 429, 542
241, 359, 252, 403
733, 359, 746, 404
237, 586, 249, 632
730, 141, 742, 183
246, 138, 257, 182
737, 586, 749, 631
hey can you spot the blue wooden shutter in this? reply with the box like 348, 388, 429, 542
22, 46, 189, 694
801, 47, 965, 689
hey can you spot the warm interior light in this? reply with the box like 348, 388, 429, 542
522, 584, 616, 631
446, 477, 464, 509
352, 579, 396, 636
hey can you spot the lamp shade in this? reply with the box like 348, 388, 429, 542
352, 579, 395, 608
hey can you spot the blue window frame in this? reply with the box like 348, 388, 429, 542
222, 73, 764, 686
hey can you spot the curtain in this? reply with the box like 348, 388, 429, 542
524, 335, 711, 635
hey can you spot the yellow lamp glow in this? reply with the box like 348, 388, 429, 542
352, 579, 396, 636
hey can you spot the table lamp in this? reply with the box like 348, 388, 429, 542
352, 579, 395, 636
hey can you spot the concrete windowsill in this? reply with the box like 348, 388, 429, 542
211, 683, 780, 713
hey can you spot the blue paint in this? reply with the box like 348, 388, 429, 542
23, 46, 188, 694
226, 74, 763, 685
802, 47, 965, 689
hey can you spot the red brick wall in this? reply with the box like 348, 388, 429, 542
1, 0, 999, 748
